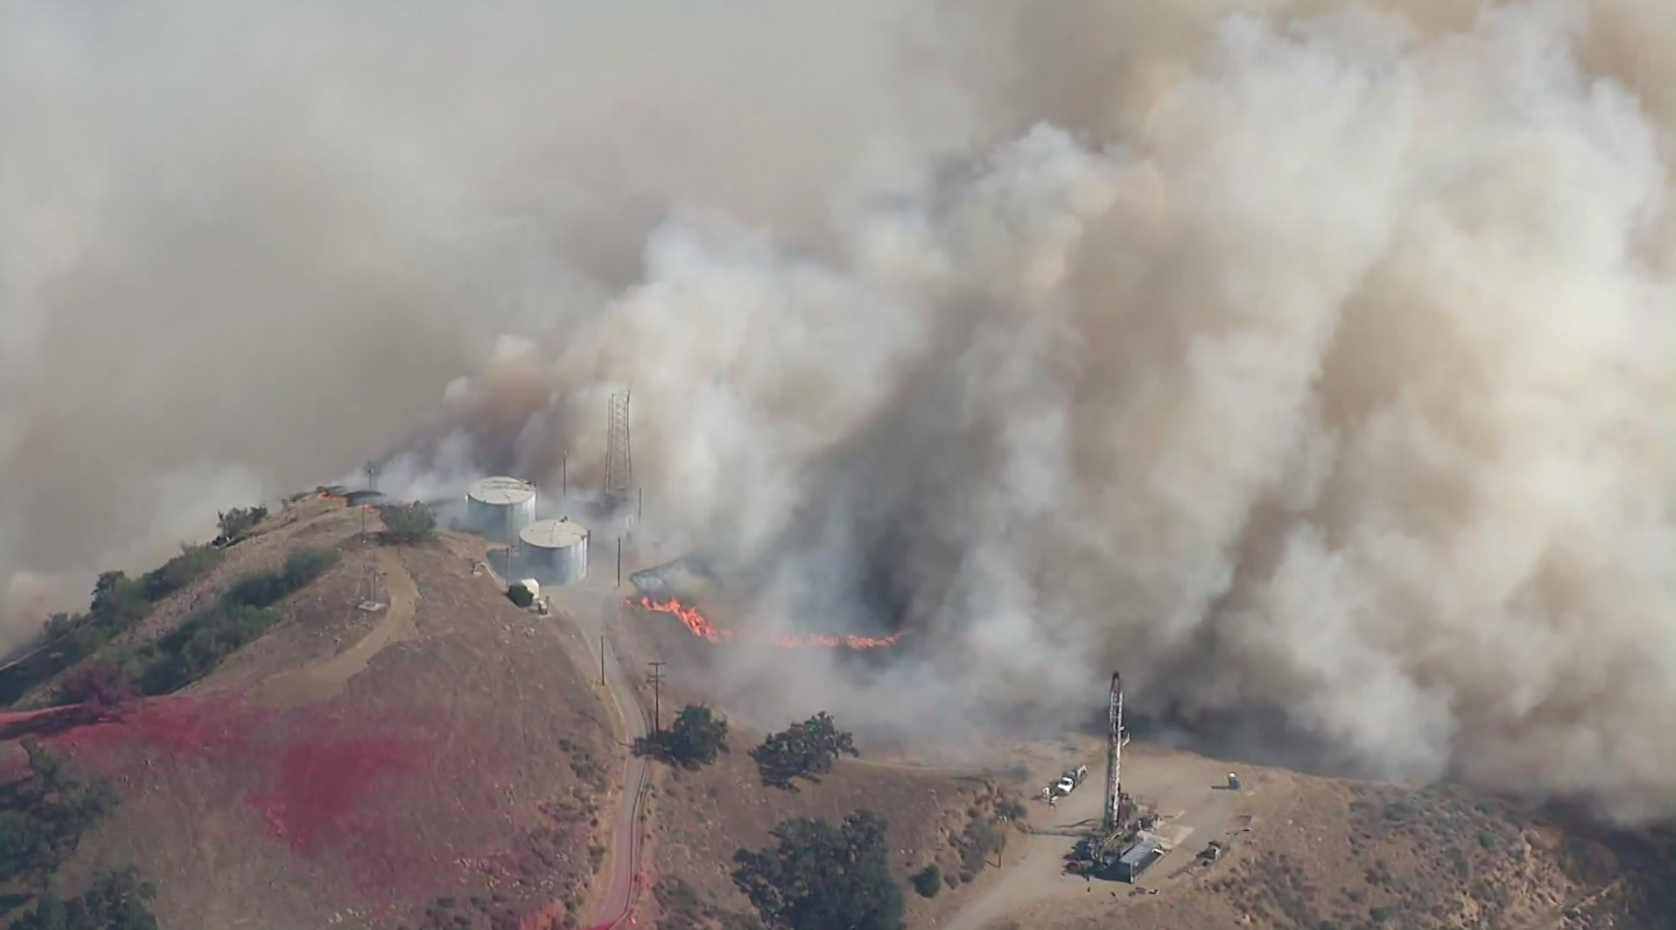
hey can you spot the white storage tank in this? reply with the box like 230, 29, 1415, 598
466, 476, 536, 541
518, 518, 589, 587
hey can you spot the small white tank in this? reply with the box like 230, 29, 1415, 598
518, 518, 589, 587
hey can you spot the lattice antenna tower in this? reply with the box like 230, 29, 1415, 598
1103, 670, 1125, 833
363, 460, 383, 492
603, 391, 633, 507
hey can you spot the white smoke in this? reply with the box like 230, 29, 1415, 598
2, 0, 1672, 822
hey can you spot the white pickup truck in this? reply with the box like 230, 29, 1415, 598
1044, 764, 1089, 802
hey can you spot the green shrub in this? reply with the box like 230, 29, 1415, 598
10, 867, 160, 930
958, 813, 1007, 875
139, 544, 219, 600
379, 502, 437, 544
216, 505, 268, 543
911, 864, 942, 898
132, 548, 338, 696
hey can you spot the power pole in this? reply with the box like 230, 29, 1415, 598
647, 661, 667, 733
616, 537, 623, 588
361, 461, 383, 540
599, 633, 606, 687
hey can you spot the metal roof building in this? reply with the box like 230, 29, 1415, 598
1113, 836, 1163, 883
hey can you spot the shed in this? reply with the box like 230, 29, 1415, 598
1114, 837, 1163, 883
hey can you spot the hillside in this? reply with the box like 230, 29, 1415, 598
1, 500, 622, 930
927, 739, 1675, 930
3, 512, 1669, 930
600, 600, 1049, 930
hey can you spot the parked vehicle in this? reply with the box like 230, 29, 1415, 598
1045, 764, 1090, 800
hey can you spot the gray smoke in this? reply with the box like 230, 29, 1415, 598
2, 0, 1671, 823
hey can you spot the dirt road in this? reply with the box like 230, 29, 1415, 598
941, 777, 1109, 930
249, 545, 419, 710
538, 579, 651, 930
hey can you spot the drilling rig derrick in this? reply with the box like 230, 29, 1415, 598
1103, 670, 1128, 834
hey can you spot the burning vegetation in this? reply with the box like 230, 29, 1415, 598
634, 597, 904, 650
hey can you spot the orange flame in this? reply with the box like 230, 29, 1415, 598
634, 597, 904, 650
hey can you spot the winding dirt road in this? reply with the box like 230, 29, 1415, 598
582, 594, 652, 930
250, 545, 419, 710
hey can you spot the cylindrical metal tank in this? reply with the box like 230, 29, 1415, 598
518, 518, 589, 587
466, 476, 537, 542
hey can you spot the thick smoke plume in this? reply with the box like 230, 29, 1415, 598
2, 0, 1672, 823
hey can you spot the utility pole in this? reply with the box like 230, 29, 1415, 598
599, 633, 606, 687
503, 543, 515, 584
646, 661, 666, 733
616, 537, 623, 588
361, 460, 383, 540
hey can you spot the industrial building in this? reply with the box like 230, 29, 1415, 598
518, 518, 590, 587
1113, 836, 1163, 882
466, 477, 537, 541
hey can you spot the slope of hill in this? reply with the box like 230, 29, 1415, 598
936, 739, 1675, 930
6, 515, 1669, 930
1, 501, 623, 930
599, 602, 1032, 930
599, 581, 1675, 930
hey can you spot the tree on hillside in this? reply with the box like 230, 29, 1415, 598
55, 659, 137, 721
750, 711, 858, 789
215, 505, 268, 545
0, 741, 118, 890
634, 704, 729, 769
10, 867, 160, 930
911, 864, 942, 898
732, 809, 905, 930
378, 502, 437, 545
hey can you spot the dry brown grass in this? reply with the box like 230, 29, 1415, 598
2, 507, 623, 930
602, 603, 1034, 930
638, 733, 1032, 930
1017, 774, 1672, 930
